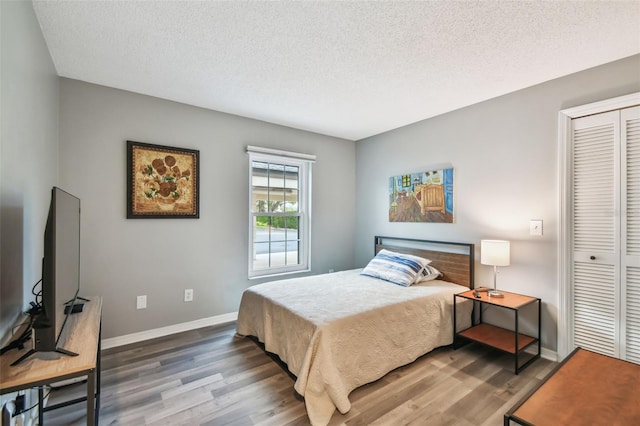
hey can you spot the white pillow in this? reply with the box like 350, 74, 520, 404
415, 264, 442, 283
360, 249, 431, 287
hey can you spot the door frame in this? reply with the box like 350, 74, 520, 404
558, 92, 640, 359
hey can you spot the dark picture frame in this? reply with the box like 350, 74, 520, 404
127, 140, 199, 218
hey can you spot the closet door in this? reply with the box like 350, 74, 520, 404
571, 106, 640, 362
622, 106, 640, 363
571, 111, 620, 357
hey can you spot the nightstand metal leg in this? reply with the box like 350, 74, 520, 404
453, 294, 457, 347
515, 310, 520, 374
537, 299, 541, 359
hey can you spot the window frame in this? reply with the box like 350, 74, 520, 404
248, 150, 312, 279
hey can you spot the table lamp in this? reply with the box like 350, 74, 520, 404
481, 239, 510, 298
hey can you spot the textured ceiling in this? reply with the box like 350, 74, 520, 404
33, 1, 640, 141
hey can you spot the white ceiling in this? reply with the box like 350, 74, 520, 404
33, 1, 640, 141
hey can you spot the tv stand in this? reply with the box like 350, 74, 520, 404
64, 295, 91, 304
10, 346, 78, 367
0, 297, 102, 426
9, 321, 80, 366
65, 303, 85, 314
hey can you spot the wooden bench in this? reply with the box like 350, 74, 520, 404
505, 347, 640, 425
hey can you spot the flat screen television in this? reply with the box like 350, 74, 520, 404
11, 187, 83, 365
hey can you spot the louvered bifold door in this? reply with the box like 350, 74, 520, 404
622, 105, 640, 364
571, 111, 620, 358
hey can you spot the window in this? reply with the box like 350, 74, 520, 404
248, 146, 313, 278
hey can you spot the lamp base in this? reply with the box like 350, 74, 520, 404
488, 290, 504, 298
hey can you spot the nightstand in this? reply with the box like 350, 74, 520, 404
453, 289, 541, 374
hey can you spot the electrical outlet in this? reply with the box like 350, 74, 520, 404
184, 289, 194, 302
329, 269, 334, 273
136, 295, 147, 309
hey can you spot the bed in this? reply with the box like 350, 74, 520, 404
236, 236, 475, 425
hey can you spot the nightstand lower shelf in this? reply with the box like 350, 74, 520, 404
457, 323, 536, 354
453, 289, 541, 374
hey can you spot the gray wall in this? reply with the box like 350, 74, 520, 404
355, 54, 640, 352
58, 79, 356, 339
0, 0, 59, 342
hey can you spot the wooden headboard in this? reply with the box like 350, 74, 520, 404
374, 235, 475, 289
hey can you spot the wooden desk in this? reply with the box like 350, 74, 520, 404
0, 297, 102, 425
504, 347, 640, 425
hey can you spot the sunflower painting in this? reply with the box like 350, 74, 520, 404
127, 140, 199, 218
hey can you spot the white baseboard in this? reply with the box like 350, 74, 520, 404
541, 347, 558, 362
101, 312, 238, 350
521, 346, 557, 362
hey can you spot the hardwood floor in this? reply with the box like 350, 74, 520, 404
44, 322, 555, 425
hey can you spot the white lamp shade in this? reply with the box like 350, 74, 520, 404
481, 240, 510, 266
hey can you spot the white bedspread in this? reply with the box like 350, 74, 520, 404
236, 269, 473, 425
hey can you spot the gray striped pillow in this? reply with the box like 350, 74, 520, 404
360, 249, 431, 287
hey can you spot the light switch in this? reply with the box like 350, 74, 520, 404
530, 220, 543, 236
